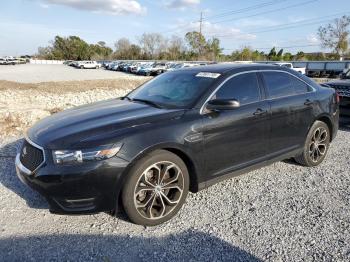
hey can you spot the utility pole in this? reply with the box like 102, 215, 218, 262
199, 11, 203, 36
199, 11, 203, 57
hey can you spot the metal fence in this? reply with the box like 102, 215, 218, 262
30, 59, 64, 65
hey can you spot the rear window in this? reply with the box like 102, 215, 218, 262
262, 72, 311, 98
289, 75, 311, 94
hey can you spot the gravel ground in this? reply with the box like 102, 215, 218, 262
1, 128, 350, 261
0, 68, 350, 261
0, 64, 145, 83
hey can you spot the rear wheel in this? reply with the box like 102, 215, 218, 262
295, 121, 330, 167
80, 65, 84, 69
122, 150, 189, 226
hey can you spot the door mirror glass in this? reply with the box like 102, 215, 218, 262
206, 99, 240, 111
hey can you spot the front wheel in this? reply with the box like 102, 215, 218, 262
122, 150, 189, 226
295, 120, 330, 167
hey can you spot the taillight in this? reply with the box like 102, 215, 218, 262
336, 92, 340, 103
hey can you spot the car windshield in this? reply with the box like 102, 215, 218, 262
127, 71, 219, 109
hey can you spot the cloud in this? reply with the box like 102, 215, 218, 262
166, 0, 200, 10
39, 3, 49, 8
37, 0, 146, 15
307, 34, 320, 44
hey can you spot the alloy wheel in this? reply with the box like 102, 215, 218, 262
309, 127, 328, 163
133, 161, 184, 220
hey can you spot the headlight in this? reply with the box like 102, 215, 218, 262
52, 143, 122, 165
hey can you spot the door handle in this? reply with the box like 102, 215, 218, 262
253, 108, 267, 116
304, 99, 314, 106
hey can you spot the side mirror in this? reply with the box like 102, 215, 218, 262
206, 99, 240, 111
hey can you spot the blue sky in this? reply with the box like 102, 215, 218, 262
0, 0, 349, 56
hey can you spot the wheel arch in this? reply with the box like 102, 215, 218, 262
163, 147, 199, 193
315, 114, 334, 142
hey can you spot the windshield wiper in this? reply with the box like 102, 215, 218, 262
121, 96, 132, 101
131, 98, 163, 109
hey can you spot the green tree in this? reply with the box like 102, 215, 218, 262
276, 49, 283, 60
185, 31, 206, 59
282, 52, 293, 61
206, 37, 223, 61
295, 51, 306, 61
318, 15, 350, 57
268, 47, 276, 60
251, 50, 262, 61
240, 47, 252, 60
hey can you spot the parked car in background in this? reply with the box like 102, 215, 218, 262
76, 61, 100, 69
0, 58, 16, 65
323, 78, 350, 123
16, 64, 339, 226
63, 60, 73, 65
340, 68, 350, 80
137, 63, 153, 76
0, 58, 9, 65
273, 62, 306, 75
138, 62, 167, 76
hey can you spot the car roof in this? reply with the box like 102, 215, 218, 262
177, 63, 284, 75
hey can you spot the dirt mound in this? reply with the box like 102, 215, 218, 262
0, 78, 148, 139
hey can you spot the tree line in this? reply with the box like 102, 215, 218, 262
36, 15, 350, 61
36, 32, 223, 61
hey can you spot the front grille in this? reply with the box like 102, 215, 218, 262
19, 140, 44, 172
329, 84, 350, 97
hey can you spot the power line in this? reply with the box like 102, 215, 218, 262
223, 44, 319, 51
159, 0, 309, 35
202, 0, 287, 21
212, 11, 350, 38
210, 0, 318, 25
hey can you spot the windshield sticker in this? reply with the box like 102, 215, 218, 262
196, 72, 221, 79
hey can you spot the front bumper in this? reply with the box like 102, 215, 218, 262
340, 97, 350, 121
15, 150, 129, 214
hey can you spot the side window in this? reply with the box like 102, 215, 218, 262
262, 72, 295, 99
289, 75, 311, 94
215, 73, 260, 105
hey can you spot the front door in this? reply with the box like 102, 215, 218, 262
201, 72, 270, 177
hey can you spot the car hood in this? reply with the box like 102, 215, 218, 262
326, 80, 350, 87
27, 98, 185, 149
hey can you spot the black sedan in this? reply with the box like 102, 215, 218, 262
16, 64, 339, 226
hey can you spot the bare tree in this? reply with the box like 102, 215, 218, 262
139, 33, 166, 59
318, 15, 350, 57
114, 38, 132, 59
168, 35, 185, 60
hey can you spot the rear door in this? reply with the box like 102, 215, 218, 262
260, 71, 315, 155
201, 72, 270, 176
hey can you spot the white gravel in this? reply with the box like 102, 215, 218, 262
1, 128, 350, 261
0, 69, 349, 261
0, 64, 143, 83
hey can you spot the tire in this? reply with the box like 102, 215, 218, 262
122, 150, 189, 226
294, 121, 330, 167
80, 65, 84, 69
